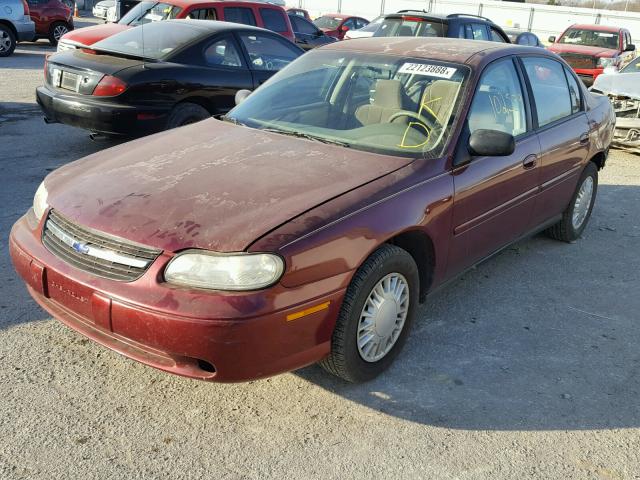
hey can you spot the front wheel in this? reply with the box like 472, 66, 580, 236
0, 24, 16, 57
545, 162, 598, 242
320, 244, 420, 383
49, 22, 70, 46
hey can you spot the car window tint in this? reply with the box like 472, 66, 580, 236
522, 57, 572, 127
468, 59, 527, 137
471, 24, 488, 40
343, 18, 357, 29
204, 37, 242, 68
260, 8, 287, 33
239, 33, 299, 71
224, 7, 257, 26
291, 16, 317, 35
187, 8, 217, 20
564, 67, 581, 114
490, 28, 506, 42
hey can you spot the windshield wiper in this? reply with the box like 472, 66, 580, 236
260, 128, 350, 148
221, 115, 247, 126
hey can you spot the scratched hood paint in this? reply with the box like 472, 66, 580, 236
45, 119, 413, 252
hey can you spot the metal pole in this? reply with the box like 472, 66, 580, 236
380, 0, 385, 16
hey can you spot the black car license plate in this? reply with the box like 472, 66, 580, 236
60, 71, 80, 92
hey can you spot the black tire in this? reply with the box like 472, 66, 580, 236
319, 244, 420, 383
0, 24, 16, 57
545, 162, 598, 242
166, 103, 211, 130
48, 22, 69, 46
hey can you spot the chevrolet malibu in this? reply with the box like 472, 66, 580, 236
10, 38, 614, 383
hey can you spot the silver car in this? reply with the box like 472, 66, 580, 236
92, 0, 114, 21
0, 0, 36, 56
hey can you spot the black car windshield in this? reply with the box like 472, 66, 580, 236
93, 22, 201, 59
559, 28, 619, 49
118, 1, 182, 26
374, 16, 447, 37
314, 16, 342, 29
227, 50, 469, 158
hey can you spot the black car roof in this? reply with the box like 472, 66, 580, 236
384, 11, 499, 26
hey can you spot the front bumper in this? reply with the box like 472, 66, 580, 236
36, 85, 169, 136
573, 67, 605, 86
10, 213, 346, 382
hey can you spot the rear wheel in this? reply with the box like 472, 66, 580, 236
545, 162, 598, 242
49, 22, 69, 46
166, 103, 211, 130
0, 25, 16, 57
320, 244, 419, 383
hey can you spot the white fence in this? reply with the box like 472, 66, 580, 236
290, 0, 640, 41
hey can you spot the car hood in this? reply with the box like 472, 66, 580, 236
548, 43, 618, 58
44, 120, 413, 253
60, 23, 130, 47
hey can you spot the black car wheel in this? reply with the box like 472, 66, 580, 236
0, 24, 16, 57
320, 244, 419, 383
546, 162, 598, 242
49, 22, 70, 46
166, 103, 211, 129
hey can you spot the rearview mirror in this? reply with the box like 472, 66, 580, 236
548, 35, 556, 43
235, 89, 252, 106
468, 129, 515, 157
625, 43, 636, 52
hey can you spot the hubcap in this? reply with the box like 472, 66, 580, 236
54, 25, 68, 41
572, 176, 594, 230
0, 31, 10, 52
357, 273, 409, 363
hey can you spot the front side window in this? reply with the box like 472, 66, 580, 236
558, 28, 619, 49
291, 16, 318, 36
118, 1, 181, 26
522, 57, 572, 127
227, 51, 469, 158
186, 8, 217, 20
564, 67, 582, 114
314, 16, 342, 30
204, 37, 242, 68
468, 59, 527, 137
471, 24, 489, 40
239, 33, 300, 71
224, 7, 257, 26
260, 8, 288, 33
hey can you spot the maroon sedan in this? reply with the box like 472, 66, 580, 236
10, 38, 614, 383
313, 13, 368, 40
27, 0, 74, 45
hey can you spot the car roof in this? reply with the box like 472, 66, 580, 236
318, 13, 350, 19
384, 11, 498, 25
164, 0, 284, 9
568, 24, 622, 33
321, 36, 547, 67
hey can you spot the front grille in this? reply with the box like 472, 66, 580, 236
560, 54, 596, 70
42, 210, 162, 282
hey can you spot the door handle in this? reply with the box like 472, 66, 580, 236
522, 154, 537, 170
579, 133, 590, 145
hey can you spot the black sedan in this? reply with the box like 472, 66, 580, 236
287, 13, 336, 50
37, 20, 304, 137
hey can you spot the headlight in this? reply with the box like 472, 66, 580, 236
33, 181, 49, 221
164, 251, 284, 290
597, 57, 618, 68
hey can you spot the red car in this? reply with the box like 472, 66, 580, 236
11, 39, 614, 383
313, 13, 368, 40
58, 0, 294, 51
27, 0, 74, 45
547, 24, 636, 86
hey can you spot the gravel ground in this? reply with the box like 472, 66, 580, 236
1, 23, 640, 479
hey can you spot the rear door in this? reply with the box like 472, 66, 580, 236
447, 57, 540, 276
519, 56, 591, 227
235, 31, 301, 87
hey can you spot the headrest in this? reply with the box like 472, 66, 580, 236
373, 79, 403, 109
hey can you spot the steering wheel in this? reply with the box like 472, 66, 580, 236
387, 110, 439, 131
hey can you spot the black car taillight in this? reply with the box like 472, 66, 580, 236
93, 75, 128, 96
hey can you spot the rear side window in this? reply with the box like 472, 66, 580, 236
490, 28, 506, 42
187, 8, 217, 20
468, 59, 527, 137
522, 57, 572, 127
204, 37, 243, 68
564, 67, 582, 114
291, 16, 317, 35
224, 7, 257, 26
260, 8, 288, 33
239, 33, 300, 71
471, 24, 489, 40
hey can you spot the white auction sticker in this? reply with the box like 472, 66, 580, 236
398, 63, 457, 79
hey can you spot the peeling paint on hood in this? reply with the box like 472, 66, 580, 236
45, 119, 413, 252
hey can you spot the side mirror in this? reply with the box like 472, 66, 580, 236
468, 129, 515, 157
235, 89, 252, 106
548, 35, 556, 43
625, 43, 636, 52
340, 25, 350, 32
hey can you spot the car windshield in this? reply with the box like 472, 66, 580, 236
621, 56, 640, 73
374, 16, 447, 38
227, 51, 469, 158
558, 28, 619, 49
314, 16, 342, 29
93, 22, 201, 59
118, 1, 182, 26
